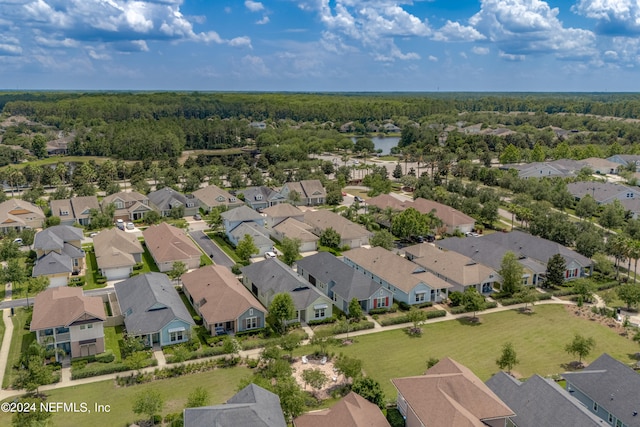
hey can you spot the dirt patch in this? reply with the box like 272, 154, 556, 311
564, 305, 631, 338
291, 356, 345, 399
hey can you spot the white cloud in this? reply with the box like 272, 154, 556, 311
428, 55, 437, 61
573, 0, 640, 35
88, 49, 110, 60
241, 54, 269, 76
229, 36, 252, 49
433, 21, 486, 42
245, 1, 264, 13
34, 35, 79, 48
499, 50, 525, 61
472, 46, 489, 55
256, 16, 270, 25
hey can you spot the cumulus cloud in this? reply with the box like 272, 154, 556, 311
245, 1, 264, 13
499, 50, 525, 61
573, 0, 640, 35
241, 54, 269, 76
229, 36, 252, 49
472, 46, 490, 55
433, 21, 486, 42
256, 16, 270, 25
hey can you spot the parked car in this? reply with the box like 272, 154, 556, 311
214, 326, 227, 336
116, 219, 125, 230
13, 238, 22, 245
354, 196, 364, 203
126, 222, 135, 230
89, 232, 98, 238
465, 231, 480, 237
194, 213, 202, 221
264, 251, 277, 259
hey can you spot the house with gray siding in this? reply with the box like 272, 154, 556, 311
32, 225, 85, 287
242, 186, 286, 211
563, 353, 640, 427
342, 246, 452, 305
241, 259, 333, 323
296, 252, 394, 313
607, 154, 640, 172
148, 187, 200, 217
114, 273, 195, 347
567, 181, 640, 205
221, 205, 268, 252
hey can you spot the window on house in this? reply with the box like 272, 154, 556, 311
116, 202, 124, 209
87, 324, 93, 329
60, 210, 69, 216
315, 308, 326, 318
186, 202, 194, 208
616, 419, 622, 427
80, 325, 86, 330
415, 292, 426, 303
593, 402, 598, 411
245, 317, 258, 329
522, 277, 529, 285
170, 330, 184, 342
249, 308, 253, 316
376, 297, 388, 308
608, 414, 613, 423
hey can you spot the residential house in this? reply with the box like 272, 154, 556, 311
486, 372, 606, 427
581, 157, 620, 175
607, 154, 640, 172
93, 228, 144, 280
148, 187, 200, 217
183, 383, 286, 427
342, 246, 452, 305
192, 184, 243, 213
508, 159, 585, 179
412, 198, 476, 234
142, 222, 202, 272
392, 358, 515, 427
263, 203, 304, 228
32, 225, 85, 287
241, 258, 333, 323
620, 198, 640, 220
366, 194, 407, 212
567, 181, 640, 205
182, 265, 266, 335
50, 196, 100, 226
30, 287, 106, 361
280, 180, 326, 206
297, 252, 394, 313
293, 392, 390, 427
304, 210, 372, 248
222, 205, 265, 237
563, 353, 640, 427
271, 218, 319, 252
114, 272, 195, 347
242, 186, 286, 211
102, 191, 152, 222
0, 198, 45, 232
230, 222, 274, 256
405, 243, 498, 294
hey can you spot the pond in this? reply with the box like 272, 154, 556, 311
352, 136, 400, 155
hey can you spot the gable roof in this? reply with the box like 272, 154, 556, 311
486, 372, 606, 427
392, 358, 514, 427
221, 205, 264, 224
262, 203, 304, 219
49, 198, 73, 218
343, 246, 452, 294
404, 243, 497, 287
283, 180, 326, 199
366, 194, 407, 211
412, 198, 475, 227
69, 196, 100, 219
241, 258, 330, 310
148, 187, 198, 210
183, 383, 286, 427
273, 218, 319, 243
192, 184, 239, 208
32, 251, 73, 276
93, 228, 143, 269
567, 181, 640, 204
296, 252, 383, 301
142, 222, 201, 263
562, 353, 640, 427
114, 272, 194, 335
102, 191, 148, 206
30, 287, 105, 331
182, 265, 265, 325
34, 225, 83, 252
242, 186, 281, 204
0, 198, 45, 225
293, 392, 390, 427
303, 210, 371, 241
580, 157, 620, 173
230, 222, 273, 248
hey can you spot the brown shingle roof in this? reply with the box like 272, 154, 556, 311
392, 358, 514, 427
293, 392, 390, 427
142, 222, 201, 264
262, 203, 303, 218
0, 198, 45, 226
412, 198, 475, 227
343, 246, 452, 293
69, 196, 100, 220
181, 265, 264, 325
30, 287, 105, 330
304, 210, 371, 241
93, 228, 143, 269
273, 218, 319, 243
193, 184, 240, 208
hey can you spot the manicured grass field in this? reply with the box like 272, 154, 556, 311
302, 304, 640, 400
3, 308, 35, 388
83, 251, 103, 289
140, 244, 160, 273
0, 366, 252, 426
103, 326, 123, 362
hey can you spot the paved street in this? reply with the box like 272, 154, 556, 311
189, 230, 235, 268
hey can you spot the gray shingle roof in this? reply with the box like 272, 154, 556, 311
567, 181, 640, 204
296, 252, 382, 302
34, 225, 83, 252
230, 223, 272, 248
486, 372, 606, 427
563, 353, 640, 427
241, 258, 329, 310
222, 205, 264, 223
32, 251, 73, 276
148, 187, 198, 211
183, 383, 286, 427
114, 272, 194, 335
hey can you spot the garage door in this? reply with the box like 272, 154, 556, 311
105, 267, 131, 281
49, 276, 68, 288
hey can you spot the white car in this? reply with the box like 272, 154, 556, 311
13, 238, 22, 245
126, 222, 135, 230
465, 232, 480, 237
264, 251, 277, 259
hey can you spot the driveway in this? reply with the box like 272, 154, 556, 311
189, 230, 235, 268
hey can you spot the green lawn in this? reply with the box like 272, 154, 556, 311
0, 366, 252, 427
83, 250, 104, 290
299, 304, 640, 400
3, 308, 35, 388
199, 253, 213, 266
206, 232, 242, 263
103, 326, 123, 362
140, 244, 160, 273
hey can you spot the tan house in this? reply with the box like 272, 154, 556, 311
101, 191, 153, 222
280, 180, 326, 206
271, 218, 319, 252
32, 225, 85, 287
93, 228, 144, 280
262, 203, 304, 228
0, 198, 45, 232
392, 358, 514, 427
182, 265, 266, 335
293, 392, 390, 427
304, 210, 372, 248
50, 196, 100, 226
30, 287, 106, 361
404, 243, 498, 294
193, 184, 244, 213
143, 222, 202, 272
412, 198, 476, 234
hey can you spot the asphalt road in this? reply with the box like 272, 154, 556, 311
189, 230, 235, 268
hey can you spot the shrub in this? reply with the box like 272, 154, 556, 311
192, 315, 202, 325
307, 316, 337, 326
426, 310, 447, 319
397, 301, 411, 311
96, 277, 107, 284
387, 408, 405, 427
379, 315, 410, 326
95, 350, 115, 363
332, 320, 375, 334
71, 362, 131, 380
449, 302, 497, 315
368, 307, 390, 315
231, 264, 243, 275
133, 262, 144, 270
415, 301, 434, 309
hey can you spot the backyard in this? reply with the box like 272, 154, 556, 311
2, 308, 35, 388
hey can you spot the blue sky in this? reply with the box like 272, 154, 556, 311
1, 0, 640, 92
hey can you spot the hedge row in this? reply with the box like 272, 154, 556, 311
378, 310, 447, 326
165, 346, 229, 364
332, 321, 375, 334
71, 357, 157, 380
449, 301, 498, 315
307, 316, 337, 326
499, 293, 552, 306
